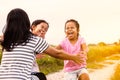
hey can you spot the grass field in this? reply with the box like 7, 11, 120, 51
36, 44, 120, 74
111, 63, 120, 80
0, 43, 120, 75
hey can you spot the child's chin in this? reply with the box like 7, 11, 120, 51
68, 37, 74, 40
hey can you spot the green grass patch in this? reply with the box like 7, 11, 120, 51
36, 55, 63, 75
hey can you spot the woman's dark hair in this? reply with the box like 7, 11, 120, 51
31, 19, 49, 31
1, 8, 31, 51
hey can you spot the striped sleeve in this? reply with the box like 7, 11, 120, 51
34, 37, 49, 53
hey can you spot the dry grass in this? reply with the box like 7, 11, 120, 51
111, 63, 120, 80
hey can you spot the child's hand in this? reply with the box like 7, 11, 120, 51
80, 51, 88, 60
73, 53, 85, 65
36, 54, 45, 59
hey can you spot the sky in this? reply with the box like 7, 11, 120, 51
0, 0, 120, 45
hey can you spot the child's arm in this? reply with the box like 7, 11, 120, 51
36, 53, 46, 59
81, 43, 88, 53
36, 45, 62, 59
35, 44, 62, 59
81, 43, 88, 59
55, 45, 62, 50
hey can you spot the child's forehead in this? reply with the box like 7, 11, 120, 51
66, 22, 76, 26
65, 21, 79, 29
37, 23, 48, 27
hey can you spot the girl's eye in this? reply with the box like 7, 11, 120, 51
66, 28, 69, 30
66, 27, 74, 30
45, 29, 48, 32
71, 27, 74, 29
41, 26, 44, 28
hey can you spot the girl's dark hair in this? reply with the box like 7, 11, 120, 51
1, 8, 31, 51
65, 19, 80, 36
31, 19, 49, 31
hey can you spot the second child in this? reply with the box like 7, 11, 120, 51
56, 19, 90, 80
31, 19, 49, 80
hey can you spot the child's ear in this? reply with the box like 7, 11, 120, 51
31, 25, 36, 31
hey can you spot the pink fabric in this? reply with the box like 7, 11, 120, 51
60, 36, 87, 72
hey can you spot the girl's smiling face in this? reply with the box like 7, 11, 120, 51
32, 22, 48, 38
65, 21, 79, 40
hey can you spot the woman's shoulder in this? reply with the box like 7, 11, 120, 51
31, 35, 42, 39
29, 35, 44, 43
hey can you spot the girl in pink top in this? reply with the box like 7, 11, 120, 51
56, 19, 90, 80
